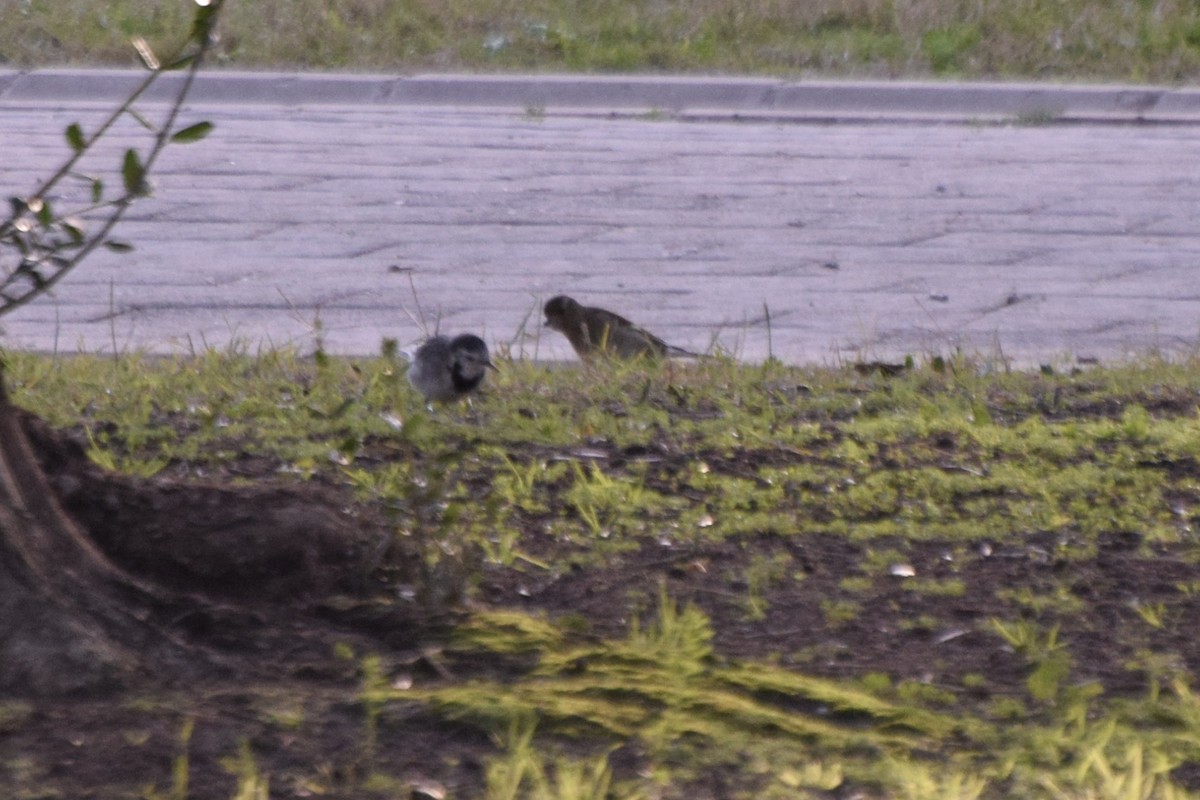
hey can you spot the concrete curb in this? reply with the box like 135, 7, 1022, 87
3, 68, 1200, 122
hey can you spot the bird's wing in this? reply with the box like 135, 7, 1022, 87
629, 325, 672, 354
587, 307, 668, 351
599, 309, 702, 358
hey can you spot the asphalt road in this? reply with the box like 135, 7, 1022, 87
3, 69, 1200, 366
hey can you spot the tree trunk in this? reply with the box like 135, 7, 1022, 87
0, 361, 417, 696
0, 364, 182, 695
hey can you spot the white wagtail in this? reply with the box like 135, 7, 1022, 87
543, 295, 699, 361
407, 333, 496, 403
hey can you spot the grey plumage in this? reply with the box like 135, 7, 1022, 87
407, 333, 495, 403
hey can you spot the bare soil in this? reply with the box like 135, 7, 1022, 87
4, 407, 1200, 799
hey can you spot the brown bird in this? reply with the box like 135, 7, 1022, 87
543, 295, 698, 361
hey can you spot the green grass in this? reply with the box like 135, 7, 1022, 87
8, 348, 1200, 574
6, 348, 1200, 797
8, 2, 1199, 787
11, 349, 1200, 561
5, 0, 1200, 82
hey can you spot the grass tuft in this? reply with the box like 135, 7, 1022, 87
9, 348, 1200, 796
6, 0, 1200, 82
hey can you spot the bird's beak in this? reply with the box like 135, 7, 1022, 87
486, 359, 499, 371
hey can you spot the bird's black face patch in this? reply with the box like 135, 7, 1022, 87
543, 296, 575, 329
450, 361, 486, 394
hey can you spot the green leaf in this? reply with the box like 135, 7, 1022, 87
170, 121, 214, 144
65, 123, 86, 153
121, 149, 147, 196
35, 200, 53, 228
61, 219, 86, 245
91, 178, 104, 204
103, 239, 135, 253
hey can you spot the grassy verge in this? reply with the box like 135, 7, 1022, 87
5, 0, 1200, 82
5, 348, 1200, 798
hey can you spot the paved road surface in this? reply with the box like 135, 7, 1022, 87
3, 70, 1200, 366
